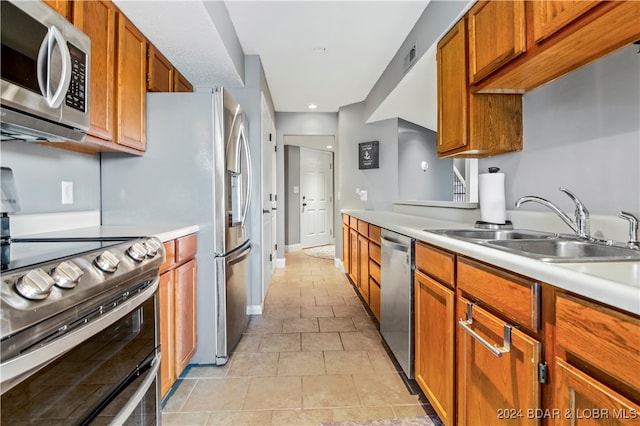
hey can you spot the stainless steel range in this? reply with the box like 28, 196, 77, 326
0, 235, 164, 425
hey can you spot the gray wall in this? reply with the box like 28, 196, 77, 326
364, 0, 473, 120
337, 102, 399, 258
274, 111, 338, 258
480, 45, 640, 216
0, 142, 101, 214
398, 119, 452, 201
284, 145, 300, 247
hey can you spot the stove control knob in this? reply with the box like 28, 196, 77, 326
16, 268, 55, 300
144, 239, 162, 257
53, 260, 84, 289
126, 243, 147, 262
95, 250, 120, 273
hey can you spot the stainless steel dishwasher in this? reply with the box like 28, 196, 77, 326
380, 229, 415, 381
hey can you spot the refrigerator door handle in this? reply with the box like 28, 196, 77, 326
227, 243, 251, 266
240, 123, 252, 227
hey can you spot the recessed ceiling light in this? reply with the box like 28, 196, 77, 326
312, 45, 328, 54
326, 145, 333, 149
308, 104, 317, 109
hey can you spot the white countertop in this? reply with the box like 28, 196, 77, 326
343, 209, 640, 315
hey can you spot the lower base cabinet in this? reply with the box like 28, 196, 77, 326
456, 296, 541, 426
414, 270, 455, 425
159, 234, 198, 398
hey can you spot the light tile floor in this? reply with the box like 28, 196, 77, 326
161, 251, 432, 425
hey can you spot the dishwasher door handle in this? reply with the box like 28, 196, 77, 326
381, 236, 409, 252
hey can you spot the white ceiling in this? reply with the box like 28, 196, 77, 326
115, 0, 430, 115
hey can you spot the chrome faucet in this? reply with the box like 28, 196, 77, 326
618, 211, 639, 249
515, 187, 590, 239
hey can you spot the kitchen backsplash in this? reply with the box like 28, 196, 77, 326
479, 44, 639, 216
0, 141, 101, 214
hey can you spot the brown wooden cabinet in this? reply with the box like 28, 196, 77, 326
356, 232, 369, 302
175, 258, 197, 375
530, 0, 600, 45
414, 243, 456, 426
457, 295, 542, 425
147, 43, 174, 92
554, 358, 640, 426
468, 0, 526, 84
437, 18, 523, 158
158, 269, 175, 398
116, 14, 147, 151
342, 215, 351, 277
73, 0, 117, 146
158, 234, 198, 398
368, 224, 381, 322
174, 70, 194, 93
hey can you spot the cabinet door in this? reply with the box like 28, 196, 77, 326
530, 0, 600, 44
148, 43, 174, 92
349, 228, 358, 284
116, 14, 147, 151
555, 359, 640, 425
357, 234, 369, 302
468, 0, 526, 84
437, 19, 468, 154
73, 0, 116, 142
175, 259, 197, 376
342, 224, 350, 275
173, 70, 193, 93
457, 297, 541, 425
43, 0, 70, 19
159, 270, 175, 398
415, 270, 455, 426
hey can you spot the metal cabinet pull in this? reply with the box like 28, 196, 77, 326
458, 302, 512, 358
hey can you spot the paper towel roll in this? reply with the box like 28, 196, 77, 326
479, 170, 506, 224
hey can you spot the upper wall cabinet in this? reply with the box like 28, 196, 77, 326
73, 0, 117, 146
473, 0, 640, 93
148, 44, 174, 92
468, 0, 526, 84
174, 70, 194, 93
437, 19, 523, 158
116, 14, 147, 152
43, 0, 70, 20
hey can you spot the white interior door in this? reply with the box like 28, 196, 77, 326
300, 147, 333, 248
261, 95, 276, 302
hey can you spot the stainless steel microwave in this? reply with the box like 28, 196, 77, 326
1, 1, 90, 143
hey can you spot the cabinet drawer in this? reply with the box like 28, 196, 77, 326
369, 278, 381, 321
160, 240, 176, 273
415, 242, 455, 287
350, 216, 358, 229
369, 258, 380, 284
343, 214, 350, 225
458, 257, 540, 332
369, 225, 381, 245
369, 242, 381, 265
357, 220, 369, 236
556, 293, 640, 391
176, 233, 197, 264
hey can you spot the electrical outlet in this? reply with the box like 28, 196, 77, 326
360, 190, 368, 201
61, 181, 74, 204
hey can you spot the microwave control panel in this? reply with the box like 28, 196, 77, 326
65, 43, 87, 113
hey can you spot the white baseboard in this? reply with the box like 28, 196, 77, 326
285, 244, 301, 252
334, 258, 346, 273
247, 305, 263, 315
275, 258, 286, 268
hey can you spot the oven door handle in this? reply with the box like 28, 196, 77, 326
108, 352, 161, 426
0, 279, 159, 392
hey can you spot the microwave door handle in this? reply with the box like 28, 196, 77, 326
240, 126, 252, 227
36, 29, 50, 98
47, 26, 72, 108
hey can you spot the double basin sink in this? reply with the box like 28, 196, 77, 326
429, 229, 640, 263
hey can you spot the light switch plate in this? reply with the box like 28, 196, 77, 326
360, 190, 368, 201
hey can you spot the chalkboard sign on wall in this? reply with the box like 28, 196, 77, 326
358, 141, 379, 169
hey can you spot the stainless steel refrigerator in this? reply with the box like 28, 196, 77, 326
101, 89, 252, 365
